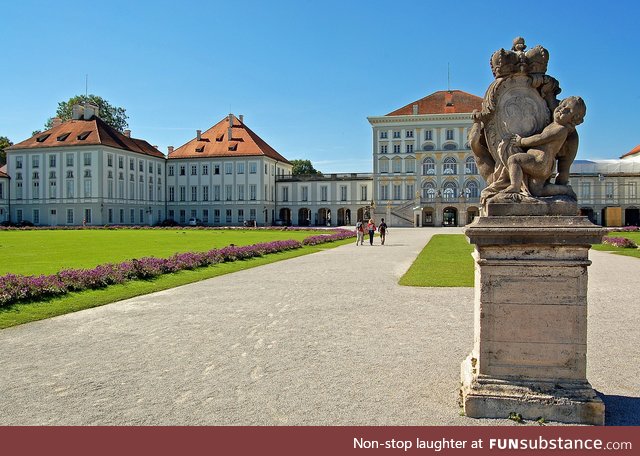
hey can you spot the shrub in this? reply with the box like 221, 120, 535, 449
602, 236, 638, 249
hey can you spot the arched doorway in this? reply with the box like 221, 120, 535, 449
466, 206, 479, 224
580, 207, 595, 224
625, 207, 639, 226
318, 208, 331, 226
422, 207, 434, 226
337, 208, 351, 226
443, 207, 458, 226
298, 207, 311, 226
279, 208, 291, 225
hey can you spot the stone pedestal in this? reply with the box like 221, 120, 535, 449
460, 215, 607, 425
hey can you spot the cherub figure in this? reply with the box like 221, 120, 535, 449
504, 96, 586, 197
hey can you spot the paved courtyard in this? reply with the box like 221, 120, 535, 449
0, 228, 638, 425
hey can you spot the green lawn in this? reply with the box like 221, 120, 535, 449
0, 228, 325, 275
0, 234, 353, 329
592, 231, 640, 258
399, 234, 474, 287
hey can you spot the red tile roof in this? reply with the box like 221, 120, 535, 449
0, 165, 8, 178
169, 115, 290, 164
620, 144, 640, 159
386, 90, 483, 116
8, 117, 164, 159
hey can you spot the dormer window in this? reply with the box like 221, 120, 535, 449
195, 145, 205, 152
216, 133, 224, 142
36, 134, 51, 142
228, 143, 237, 151
56, 133, 70, 142
77, 131, 91, 140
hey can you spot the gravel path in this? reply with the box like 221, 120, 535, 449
0, 228, 637, 425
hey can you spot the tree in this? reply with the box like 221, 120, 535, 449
0, 136, 13, 167
44, 94, 129, 132
291, 159, 322, 176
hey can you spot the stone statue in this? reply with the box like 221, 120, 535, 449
468, 37, 585, 212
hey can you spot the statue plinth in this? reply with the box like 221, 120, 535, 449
459, 215, 606, 425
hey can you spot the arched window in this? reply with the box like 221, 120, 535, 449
422, 157, 435, 175
405, 157, 416, 173
379, 157, 389, 173
465, 180, 479, 198
443, 181, 458, 200
422, 181, 437, 200
465, 156, 478, 175
422, 143, 435, 151
443, 157, 458, 175
443, 143, 458, 151
392, 157, 402, 173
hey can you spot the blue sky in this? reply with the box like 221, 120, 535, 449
2, 0, 638, 172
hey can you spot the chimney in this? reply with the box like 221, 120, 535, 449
83, 103, 99, 120
228, 114, 234, 141
196, 130, 202, 141
123, 129, 131, 138
52, 117, 62, 128
239, 114, 244, 124
72, 104, 84, 120
168, 146, 174, 155
412, 104, 419, 115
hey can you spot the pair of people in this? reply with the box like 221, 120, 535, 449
355, 218, 388, 245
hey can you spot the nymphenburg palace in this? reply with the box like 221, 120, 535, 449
2, 91, 639, 227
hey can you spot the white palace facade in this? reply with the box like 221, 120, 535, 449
3, 95, 640, 228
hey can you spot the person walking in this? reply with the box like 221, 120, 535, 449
366, 219, 376, 245
378, 218, 388, 245
355, 220, 365, 245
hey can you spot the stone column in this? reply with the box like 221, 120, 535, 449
460, 215, 606, 425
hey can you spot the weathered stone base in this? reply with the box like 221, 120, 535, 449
460, 355, 604, 425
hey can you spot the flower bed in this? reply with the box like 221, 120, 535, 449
602, 236, 638, 249
0, 230, 354, 307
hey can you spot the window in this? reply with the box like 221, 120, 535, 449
465, 180, 479, 198
225, 163, 233, 174
157, 164, 162, 175
380, 131, 388, 139
249, 162, 257, 174
425, 130, 432, 141
191, 165, 197, 176
85, 209, 92, 224
191, 186, 197, 201
446, 129, 454, 140
238, 209, 244, 223
225, 184, 233, 201
49, 155, 57, 167
443, 143, 457, 151
50, 181, 58, 199
238, 184, 245, 201
465, 156, 478, 174
422, 181, 436, 199
32, 156, 40, 168
168, 187, 175, 202
32, 171, 40, 179
190, 209, 197, 220
237, 163, 245, 174
214, 164, 220, 175
406, 130, 414, 138
168, 165, 175, 176
129, 159, 134, 171
214, 209, 220, 224
118, 181, 124, 199
406, 184, 415, 200
0, 183, 3, 199
226, 209, 232, 223
202, 164, 209, 175
213, 185, 221, 201
84, 180, 92, 197
340, 186, 347, 201
16, 182, 23, 200
129, 181, 135, 200
179, 165, 186, 176
120, 209, 125, 223
380, 145, 388, 154
392, 131, 401, 139
108, 209, 113, 224
360, 185, 368, 201
84, 170, 92, 178
392, 158, 402, 173
17, 209, 23, 223
250, 209, 256, 221
443, 157, 458, 175
118, 157, 123, 169
320, 186, 328, 202
84, 153, 92, 166
406, 158, 416, 173
203, 186, 209, 201
380, 184, 389, 200
202, 209, 209, 224
301, 186, 308, 202
66, 170, 74, 178
131, 209, 136, 224
393, 144, 401, 154
379, 158, 389, 173
140, 209, 144, 224
406, 144, 414, 153
33, 181, 40, 199
16, 157, 23, 169
179, 186, 186, 201
149, 163, 153, 173
148, 185, 153, 201
66, 180, 74, 198
16, 172, 22, 180
443, 181, 458, 200
393, 184, 402, 200
250, 184, 257, 201
67, 209, 74, 224
108, 180, 114, 198
629, 182, 637, 199
139, 161, 144, 172
605, 182, 614, 199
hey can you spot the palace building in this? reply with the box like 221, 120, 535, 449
3, 96, 639, 228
